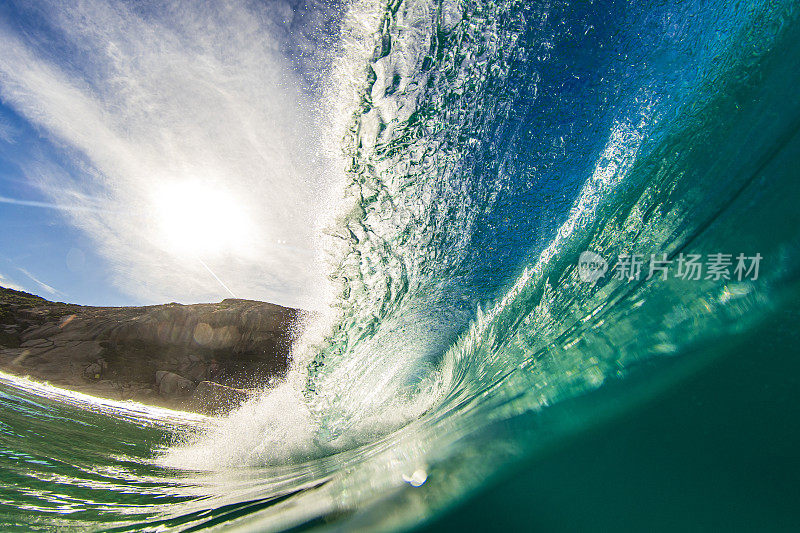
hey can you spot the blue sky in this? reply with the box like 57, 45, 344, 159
0, 96, 134, 305
0, 0, 336, 308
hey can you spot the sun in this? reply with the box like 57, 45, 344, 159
151, 181, 254, 258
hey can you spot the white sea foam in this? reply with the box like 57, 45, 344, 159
157, 0, 446, 469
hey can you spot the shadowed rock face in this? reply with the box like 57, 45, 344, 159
0, 287, 304, 413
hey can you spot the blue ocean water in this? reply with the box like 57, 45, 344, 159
2, 0, 800, 530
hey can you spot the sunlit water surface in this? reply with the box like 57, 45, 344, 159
2, 0, 800, 530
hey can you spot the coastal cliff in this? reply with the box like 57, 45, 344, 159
0, 286, 303, 414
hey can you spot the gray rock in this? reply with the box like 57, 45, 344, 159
20, 338, 51, 349
83, 362, 102, 380
0, 286, 301, 412
186, 363, 208, 383
156, 371, 195, 398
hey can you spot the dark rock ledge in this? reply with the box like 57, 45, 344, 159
0, 286, 304, 415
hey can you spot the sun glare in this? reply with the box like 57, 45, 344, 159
151, 181, 254, 258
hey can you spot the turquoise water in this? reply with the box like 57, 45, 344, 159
3, 0, 800, 530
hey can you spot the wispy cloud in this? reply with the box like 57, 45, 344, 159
0, 115, 16, 143
0, 272, 26, 292
0, 194, 104, 212
0, 0, 340, 307
17, 268, 61, 296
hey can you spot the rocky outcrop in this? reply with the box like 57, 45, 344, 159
0, 286, 304, 414
155, 371, 195, 397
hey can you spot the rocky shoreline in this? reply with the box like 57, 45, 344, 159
0, 287, 304, 414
